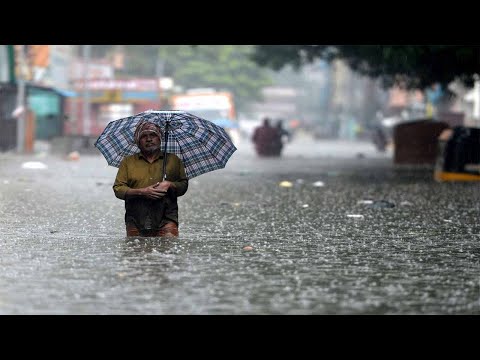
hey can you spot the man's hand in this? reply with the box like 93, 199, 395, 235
153, 181, 175, 193
143, 183, 168, 200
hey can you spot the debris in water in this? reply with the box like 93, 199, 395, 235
347, 214, 364, 219
67, 151, 80, 161
21, 161, 47, 170
370, 200, 395, 209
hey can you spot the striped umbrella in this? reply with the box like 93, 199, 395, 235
94, 110, 237, 179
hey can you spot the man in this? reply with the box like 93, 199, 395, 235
113, 121, 188, 237
251, 117, 281, 156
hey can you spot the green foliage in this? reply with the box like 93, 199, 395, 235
251, 45, 480, 91
90, 45, 272, 112
156, 45, 272, 111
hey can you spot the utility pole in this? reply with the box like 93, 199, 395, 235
82, 45, 91, 137
15, 45, 27, 153
156, 58, 165, 78
70, 46, 78, 135
156, 58, 165, 108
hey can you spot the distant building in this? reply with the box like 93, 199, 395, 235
248, 86, 298, 121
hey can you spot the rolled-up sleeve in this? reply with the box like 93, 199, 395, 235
113, 158, 130, 200
173, 159, 188, 197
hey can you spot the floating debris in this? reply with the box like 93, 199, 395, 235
312, 181, 325, 187
21, 161, 47, 170
279, 181, 293, 188
243, 246, 253, 251
96, 182, 110, 186
357, 199, 396, 209
67, 151, 80, 161
370, 200, 395, 209
357, 200, 374, 205
347, 214, 364, 219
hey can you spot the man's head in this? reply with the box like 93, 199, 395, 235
134, 121, 163, 155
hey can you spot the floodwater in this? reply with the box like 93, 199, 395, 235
0, 137, 479, 314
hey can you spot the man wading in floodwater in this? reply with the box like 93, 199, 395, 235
112, 121, 188, 237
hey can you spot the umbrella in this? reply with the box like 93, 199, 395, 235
94, 110, 237, 179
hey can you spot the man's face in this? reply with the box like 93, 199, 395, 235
138, 131, 161, 154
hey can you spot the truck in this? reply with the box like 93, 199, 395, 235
170, 88, 240, 145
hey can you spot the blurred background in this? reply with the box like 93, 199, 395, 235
1, 45, 478, 156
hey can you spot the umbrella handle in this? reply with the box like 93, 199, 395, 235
162, 121, 169, 181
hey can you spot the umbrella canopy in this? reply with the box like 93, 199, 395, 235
94, 110, 237, 179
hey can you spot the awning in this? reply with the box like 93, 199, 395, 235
55, 88, 77, 97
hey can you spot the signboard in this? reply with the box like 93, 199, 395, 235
174, 94, 231, 110
70, 61, 113, 80
73, 78, 158, 91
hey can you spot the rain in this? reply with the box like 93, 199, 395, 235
0, 45, 479, 315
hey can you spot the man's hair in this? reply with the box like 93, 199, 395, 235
134, 121, 163, 146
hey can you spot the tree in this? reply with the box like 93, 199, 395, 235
87, 45, 272, 113
155, 45, 272, 112
251, 45, 480, 91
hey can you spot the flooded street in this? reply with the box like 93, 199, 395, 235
0, 136, 479, 314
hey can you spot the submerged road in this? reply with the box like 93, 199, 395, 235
0, 137, 478, 314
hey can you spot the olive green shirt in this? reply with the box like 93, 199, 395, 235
113, 152, 188, 230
